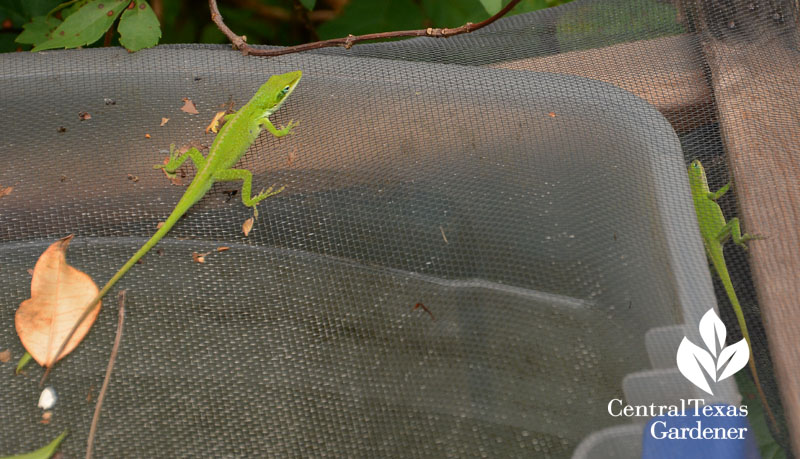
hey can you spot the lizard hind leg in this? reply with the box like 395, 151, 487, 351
213, 168, 285, 207
716, 217, 765, 249
154, 145, 207, 177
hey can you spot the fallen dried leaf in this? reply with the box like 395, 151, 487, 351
0, 185, 13, 198
78, 111, 92, 120
181, 98, 199, 115
15, 235, 101, 367
0, 349, 10, 363
192, 252, 210, 264
242, 217, 254, 236
145, 133, 151, 139
216, 247, 230, 252
205, 111, 227, 134
287, 147, 298, 167
413, 302, 436, 321
160, 117, 169, 126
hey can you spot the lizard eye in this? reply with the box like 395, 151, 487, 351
279, 85, 290, 96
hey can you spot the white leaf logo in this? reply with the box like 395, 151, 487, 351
676, 309, 749, 395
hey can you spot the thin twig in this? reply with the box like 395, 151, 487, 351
209, 0, 523, 57
86, 290, 126, 459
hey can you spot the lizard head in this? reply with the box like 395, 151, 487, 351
688, 159, 707, 184
253, 70, 302, 117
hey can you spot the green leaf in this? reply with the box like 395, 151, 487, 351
31, 0, 127, 52
118, 0, 161, 52
15, 352, 33, 374
0, 0, 62, 26
15, 16, 62, 45
317, 0, 423, 40
478, 0, 503, 15
420, 0, 487, 28
62, 0, 92, 19
735, 372, 787, 459
299, 0, 316, 10
1, 430, 67, 459
509, 0, 553, 14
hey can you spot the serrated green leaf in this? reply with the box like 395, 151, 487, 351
118, 0, 161, 52
478, 0, 502, 15
15, 15, 62, 45
299, 0, 316, 10
31, 0, 127, 52
317, 0, 423, 40
421, 0, 487, 28
62, 0, 91, 19
1, 430, 67, 459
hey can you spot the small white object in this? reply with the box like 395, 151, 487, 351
38, 386, 57, 410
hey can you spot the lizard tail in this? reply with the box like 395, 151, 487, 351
709, 254, 781, 434
43, 197, 194, 384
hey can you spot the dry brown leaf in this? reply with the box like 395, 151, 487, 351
160, 117, 169, 126
181, 98, 199, 115
287, 147, 298, 167
205, 111, 227, 134
192, 252, 210, 264
242, 217, 254, 236
15, 235, 100, 367
0, 185, 13, 198
158, 158, 184, 185
144, 133, 151, 139
78, 111, 92, 120
0, 349, 10, 363
216, 247, 230, 252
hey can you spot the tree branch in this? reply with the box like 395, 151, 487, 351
209, 0, 523, 57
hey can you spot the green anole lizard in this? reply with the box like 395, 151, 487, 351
688, 159, 779, 431
46, 71, 302, 374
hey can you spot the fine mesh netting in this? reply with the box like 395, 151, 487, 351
1, 0, 799, 457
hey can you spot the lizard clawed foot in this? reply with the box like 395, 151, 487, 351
737, 233, 767, 250
154, 144, 180, 178
279, 120, 299, 135
255, 185, 286, 201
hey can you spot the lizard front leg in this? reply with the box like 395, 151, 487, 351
153, 144, 207, 178
258, 118, 299, 138
707, 182, 730, 201
213, 168, 285, 207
